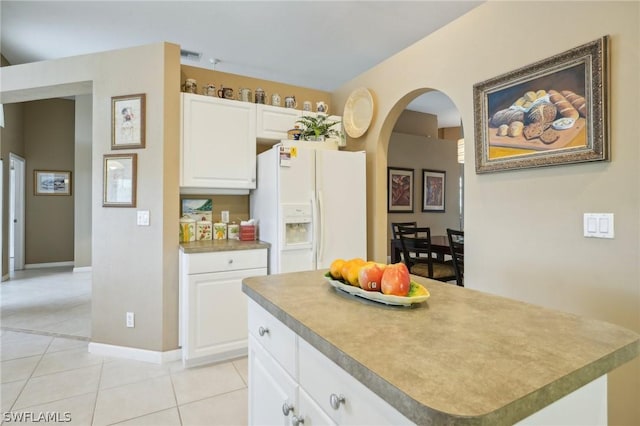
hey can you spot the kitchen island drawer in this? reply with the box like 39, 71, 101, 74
248, 299, 297, 378
184, 249, 267, 274
298, 338, 412, 425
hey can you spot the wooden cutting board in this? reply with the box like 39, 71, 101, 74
489, 118, 586, 152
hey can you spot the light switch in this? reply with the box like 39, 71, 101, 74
137, 210, 150, 226
584, 213, 614, 238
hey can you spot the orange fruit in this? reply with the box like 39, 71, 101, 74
345, 258, 366, 286
330, 259, 346, 280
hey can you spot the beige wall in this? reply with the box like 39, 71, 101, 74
387, 132, 461, 256
0, 43, 182, 352
0, 102, 24, 279
23, 99, 75, 264
332, 1, 639, 424
74, 95, 92, 268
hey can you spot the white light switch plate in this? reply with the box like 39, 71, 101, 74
137, 210, 150, 226
583, 213, 614, 238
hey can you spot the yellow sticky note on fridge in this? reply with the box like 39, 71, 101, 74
290, 147, 297, 158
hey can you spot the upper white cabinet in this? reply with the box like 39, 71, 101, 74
181, 93, 257, 191
256, 104, 301, 141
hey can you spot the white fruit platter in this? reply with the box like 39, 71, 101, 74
323, 273, 430, 307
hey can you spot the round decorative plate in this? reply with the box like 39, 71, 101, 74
343, 87, 374, 138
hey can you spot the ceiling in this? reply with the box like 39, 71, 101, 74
1, 1, 483, 128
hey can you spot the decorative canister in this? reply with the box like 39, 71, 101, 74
213, 222, 227, 240
202, 83, 216, 97
303, 100, 312, 111
271, 93, 281, 107
287, 125, 302, 140
196, 221, 212, 241
179, 217, 196, 242
182, 78, 197, 94
284, 95, 297, 109
228, 222, 240, 240
255, 88, 266, 104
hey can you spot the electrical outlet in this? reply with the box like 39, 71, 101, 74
126, 312, 135, 328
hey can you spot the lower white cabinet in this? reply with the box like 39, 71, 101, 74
247, 299, 412, 425
248, 334, 297, 426
180, 249, 267, 367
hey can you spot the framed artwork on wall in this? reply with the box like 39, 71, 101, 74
111, 93, 146, 150
422, 169, 445, 212
34, 170, 72, 196
387, 167, 414, 213
103, 153, 137, 207
473, 36, 609, 173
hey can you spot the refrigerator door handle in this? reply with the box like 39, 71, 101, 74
317, 190, 325, 263
310, 195, 318, 265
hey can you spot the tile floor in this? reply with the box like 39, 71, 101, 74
1, 268, 249, 425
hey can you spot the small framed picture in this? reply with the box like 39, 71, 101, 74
111, 93, 146, 149
422, 169, 445, 212
387, 167, 414, 213
34, 170, 72, 196
103, 154, 137, 207
181, 198, 213, 222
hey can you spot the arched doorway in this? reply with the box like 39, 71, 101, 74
366, 88, 464, 264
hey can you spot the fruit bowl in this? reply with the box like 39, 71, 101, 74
324, 273, 430, 306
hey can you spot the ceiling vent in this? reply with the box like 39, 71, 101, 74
180, 49, 202, 61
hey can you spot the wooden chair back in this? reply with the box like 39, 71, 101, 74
446, 228, 464, 287
398, 226, 457, 282
391, 222, 417, 240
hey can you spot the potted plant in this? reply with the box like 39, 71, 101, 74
296, 114, 342, 141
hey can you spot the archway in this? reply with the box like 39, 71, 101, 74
366, 88, 464, 264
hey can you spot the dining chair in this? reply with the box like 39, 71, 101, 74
397, 226, 457, 282
391, 221, 417, 240
446, 228, 464, 287
390, 222, 417, 262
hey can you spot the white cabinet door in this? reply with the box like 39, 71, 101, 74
296, 387, 337, 426
183, 267, 267, 366
181, 93, 257, 189
249, 335, 298, 426
256, 104, 301, 140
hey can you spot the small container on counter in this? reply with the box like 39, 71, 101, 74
213, 222, 227, 240
196, 221, 212, 241
227, 222, 240, 240
179, 217, 196, 242
240, 224, 256, 241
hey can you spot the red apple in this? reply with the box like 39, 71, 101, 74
358, 262, 386, 292
381, 263, 410, 296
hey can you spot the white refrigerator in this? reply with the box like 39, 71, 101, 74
250, 142, 367, 274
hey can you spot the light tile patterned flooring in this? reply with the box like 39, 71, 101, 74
1, 268, 249, 425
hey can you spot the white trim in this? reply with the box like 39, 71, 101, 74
73, 266, 92, 273
24, 261, 74, 269
2, 274, 8, 282
88, 342, 182, 364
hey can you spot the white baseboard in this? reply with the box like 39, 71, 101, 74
25, 261, 74, 269
73, 266, 92, 273
88, 342, 182, 364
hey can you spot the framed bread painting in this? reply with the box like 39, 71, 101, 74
473, 36, 609, 173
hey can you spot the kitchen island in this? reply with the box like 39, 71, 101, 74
242, 270, 639, 425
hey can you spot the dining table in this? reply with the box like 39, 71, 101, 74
390, 234, 451, 263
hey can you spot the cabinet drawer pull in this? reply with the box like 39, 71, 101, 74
228, 259, 233, 264
258, 326, 269, 336
329, 393, 346, 410
282, 402, 294, 416
291, 415, 304, 425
